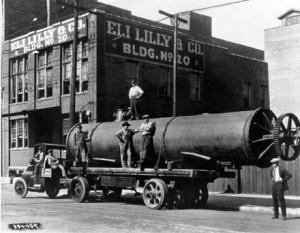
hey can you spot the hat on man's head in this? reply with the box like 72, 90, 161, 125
47, 149, 52, 153
270, 157, 280, 163
142, 114, 150, 119
121, 121, 130, 127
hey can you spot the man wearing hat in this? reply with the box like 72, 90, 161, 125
138, 115, 156, 170
44, 149, 66, 177
74, 124, 88, 163
115, 121, 138, 168
270, 157, 292, 220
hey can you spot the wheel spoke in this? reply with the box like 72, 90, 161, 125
262, 112, 274, 129
251, 137, 273, 144
287, 117, 292, 130
281, 122, 287, 133
254, 122, 271, 133
258, 142, 274, 159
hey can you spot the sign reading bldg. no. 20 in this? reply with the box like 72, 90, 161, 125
105, 18, 204, 71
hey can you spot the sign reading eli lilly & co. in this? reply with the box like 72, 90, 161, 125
9, 17, 87, 57
105, 16, 204, 71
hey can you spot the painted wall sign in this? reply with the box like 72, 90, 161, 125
9, 18, 87, 57
105, 17, 204, 71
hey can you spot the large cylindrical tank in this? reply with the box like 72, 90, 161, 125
66, 108, 278, 168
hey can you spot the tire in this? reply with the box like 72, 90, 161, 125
69, 177, 89, 203
14, 177, 28, 198
45, 178, 60, 198
143, 178, 168, 209
193, 183, 208, 208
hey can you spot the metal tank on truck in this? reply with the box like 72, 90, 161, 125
66, 108, 300, 168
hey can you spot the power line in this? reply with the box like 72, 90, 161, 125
157, 0, 251, 22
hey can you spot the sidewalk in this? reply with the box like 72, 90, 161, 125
208, 192, 300, 216
2, 177, 300, 216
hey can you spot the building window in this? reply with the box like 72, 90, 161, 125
36, 49, 53, 99
10, 119, 28, 148
62, 41, 89, 95
260, 85, 268, 107
10, 57, 28, 103
158, 67, 171, 97
243, 81, 252, 108
190, 73, 201, 102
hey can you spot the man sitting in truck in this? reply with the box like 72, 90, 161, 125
44, 149, 66, 177
33, 146, 44, 183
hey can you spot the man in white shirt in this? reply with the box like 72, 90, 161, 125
270, 157, 292, 220
128, 79, 144, 120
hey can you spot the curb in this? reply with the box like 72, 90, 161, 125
1, 177, 11, 184
239, 205, 300, 216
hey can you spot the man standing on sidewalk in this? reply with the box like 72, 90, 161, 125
270, 157, 292, 220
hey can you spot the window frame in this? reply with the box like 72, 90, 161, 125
260, 84, 268, 107
10, 56, 28, 104
158, 67, 172, 98
62, 40, 89, 95
189, 73, 201, 102
36, 49, 53, 99
10, 119, 28, 149
242, 81, 252, 108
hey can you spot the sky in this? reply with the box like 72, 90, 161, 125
97, 0, 300, 49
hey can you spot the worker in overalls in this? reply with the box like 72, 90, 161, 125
139, 115, 156, 170
115, 121, 138, 168
74, 124, 88, 163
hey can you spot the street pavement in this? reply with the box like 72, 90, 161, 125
1, 180, 300, 233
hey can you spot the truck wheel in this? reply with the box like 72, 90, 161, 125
14, 177, 28, 198
45, 178, 60, 198
143, 179, 168, 209
69, 177, 89, 203
194, 184, 208, 208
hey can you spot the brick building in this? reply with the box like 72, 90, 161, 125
265, 9, 300, 117
2, 6, 269, 191
263, 9, 300, 196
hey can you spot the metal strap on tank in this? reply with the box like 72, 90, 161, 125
66, 123, 81, 157
155, 116, 177, 169
88, 123, 103, 156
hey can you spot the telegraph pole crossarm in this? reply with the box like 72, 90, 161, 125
158, 10, 187, 117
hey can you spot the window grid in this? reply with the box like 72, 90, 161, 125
10, 57, 28, 103
10, 119, 28, 148
36, 49, 53, 99
62, 40, 89, 94
190, 73, 201, 102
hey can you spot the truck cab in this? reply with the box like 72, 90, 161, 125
11, 143, 68, 198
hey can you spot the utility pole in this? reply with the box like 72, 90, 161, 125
46, 0, 51, 26
158, 10, 187, 117
70, 0, 78, 126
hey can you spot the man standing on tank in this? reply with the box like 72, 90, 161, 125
139, 115, 156, 170
128, 79, 144, 120
74, 124, 88, 163
115, 121, 138, 168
